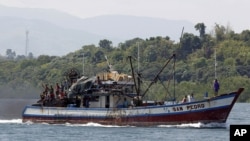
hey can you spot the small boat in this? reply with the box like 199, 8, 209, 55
22, 54, 244, 126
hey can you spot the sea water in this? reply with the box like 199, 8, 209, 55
0, 99, 249, 141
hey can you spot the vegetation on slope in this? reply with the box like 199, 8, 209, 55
1, 23, 250, 102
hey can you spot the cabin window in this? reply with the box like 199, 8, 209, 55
89, 96, 99, 101
105, 96, 110, 108
124, 87, 133, 93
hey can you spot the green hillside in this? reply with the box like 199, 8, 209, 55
1, 23, 250, 102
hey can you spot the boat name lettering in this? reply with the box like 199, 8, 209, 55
172, 106, 183, 111
186, 103, 205, 110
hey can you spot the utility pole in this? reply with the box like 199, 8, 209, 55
25, 30, 29, 57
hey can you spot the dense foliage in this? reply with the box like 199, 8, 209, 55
1, 23, 250, 102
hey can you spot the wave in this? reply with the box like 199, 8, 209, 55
158, 122, 227, 128
11, 119, 133, 127
0, 119, 228, 129
40, 122, 227, 128
65, 122, 132, 128
0, 119, 22, 124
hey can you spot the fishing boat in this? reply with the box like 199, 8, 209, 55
22, 54, 244, 126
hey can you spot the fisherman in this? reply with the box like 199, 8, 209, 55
213, 79, 220, 96
69, 69, 78, 85
83, 96, 90, 108
188, 93, 195, 102
181, 95, 187, 103
75, 96, 81, 107
96, 76, 102, 87
60, 82, 64, 92
58, 82, 65, 100
123, 97, 129, 108
63, 80, 69, 91
38, 92, 46, 104
59, 88, 65, 99
42, 83, 49, 96
49, 85, 55, 101
55, 83, 60, 98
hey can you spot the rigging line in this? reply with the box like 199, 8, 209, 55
163, 61, 176, 100
157, 76, 169, 93
141, 54, 176, 98
158, 77, 170, 100
173, 53, 176, 101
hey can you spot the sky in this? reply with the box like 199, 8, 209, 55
0, 0, 249, 33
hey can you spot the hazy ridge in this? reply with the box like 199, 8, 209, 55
0, 5, 197, 56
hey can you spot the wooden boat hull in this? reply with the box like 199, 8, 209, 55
22, 88, 243, 126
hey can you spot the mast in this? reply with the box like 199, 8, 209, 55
214, 48, 217, 78
128, 56, 139, 96
137, 42, 141, 96
137, 42, 140, 72
82, 52, 84, 75
173, 54, 176, 102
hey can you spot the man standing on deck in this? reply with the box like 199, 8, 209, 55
213, 79, 220, 96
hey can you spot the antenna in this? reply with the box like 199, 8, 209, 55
25, 30, 29, 56
180, 27, 184, 40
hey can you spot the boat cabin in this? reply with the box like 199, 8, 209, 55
36, 67, 146, 108
65, 71, 140, 108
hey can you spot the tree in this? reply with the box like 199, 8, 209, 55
240, 30, 250, 46
94, 50, 104, 63
214, 24, 226, 42
179, 33, 201, 59
99, 39, 112, 50
6, 49, 16, 60
145, 45, 157, 62
16, 55, 26, 60
195, 23, 206, 40
19, 59, 35, 69
120, 38, 143, 50
28, 52, 34, 59
37, 55, 53, 65
111, 51, 124, 62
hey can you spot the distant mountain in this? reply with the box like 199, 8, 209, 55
0, 5, 104, 56
0, 17, 104, 56
0, 5, 198, 56
80, 15, 197, 42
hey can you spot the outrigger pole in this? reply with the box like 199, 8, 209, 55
128, 56, 139, 96
141, 54, 176, 98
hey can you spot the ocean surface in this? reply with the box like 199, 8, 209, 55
0, 99, 249, 141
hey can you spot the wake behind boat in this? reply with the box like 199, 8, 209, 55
22, 54, 244, 126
